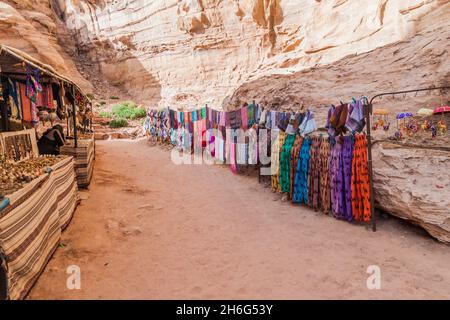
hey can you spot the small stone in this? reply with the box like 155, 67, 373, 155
106, 220, 119, 230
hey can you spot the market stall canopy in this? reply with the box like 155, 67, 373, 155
417, 108, 434, 116
0, 45, 90, 101
373, 108, 389, 115
433, 106, 450, 114
396, 112, 413, 119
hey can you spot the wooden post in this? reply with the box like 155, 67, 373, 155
72, 85, 78, 148
0, 77, 9, 132
365, 100, 376, 232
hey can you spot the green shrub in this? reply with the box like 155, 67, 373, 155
87, 93, 95, 100
99, 101, 106, 106
109, 118, 129, 128
110, 95, 120, 100
99, 111, 113, 118
111, 101, 146, 120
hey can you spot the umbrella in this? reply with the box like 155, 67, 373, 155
396, 112, 413, 120
433, 106, 450, 114
417, 108, 434, 117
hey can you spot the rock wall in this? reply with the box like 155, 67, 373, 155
373, 142, 450, 243
55, 0, 450, 109
0, 0, 92, 92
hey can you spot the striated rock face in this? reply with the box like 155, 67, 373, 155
0, 0, 92, 92
55, 0, 450, 109
373, 142, 450, 243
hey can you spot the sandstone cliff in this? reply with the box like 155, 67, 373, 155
0, 0, 92, 92
1, 0, 449, 243
53, 0, 450, 109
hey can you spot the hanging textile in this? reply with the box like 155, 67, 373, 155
193, 119, 203, 156
35, 87, 44, 107
170, 128, 177, 145
255, 104, 262, 124
241, 106, 248, 130
308, 136, 322, 211
235, 109, 242, 129
351, 134, 371, 222
201, 107, 207, 119
7, 78, 20, 120
226, 138, 238, 173
259, 109, 268, 126
19, 83, 32, 123
176, 126, 183, 149
30, 102, 39, 126
279, 133, 296, 194
328, 103, 348, 136
285, 114, 298, 135
205, 127, 215, 158
346, 99, 365, 133
318, 137, 331, 214
289, 135, 303, 199
25, 71, 42, 103
201, 118, 207, 148
207, 107, 213, 130
46, 85, 55, 109
236, 141, 247, 166
329, 139, 345, 219
180, 111, 185, 124
299, 109, 317, 137
271, 131, 286, 192
257, 127, 271, 169
214, 132, 220, 161
14, 81, 23, 120
228, 110, 236, 128
342, 136, 354, 221
270, 111, 277, 129
276, 112, 290, 131
247, 128, 258, 165
247, 103, 256, 127
292, 137, 311, 204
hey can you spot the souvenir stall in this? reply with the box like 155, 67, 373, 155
368, 87, 450, 141
0, 45, 82, 300
371, 108, 390, 131
59, 93, 95, 189
60, 136, 95, 188
143, 96, 376, 230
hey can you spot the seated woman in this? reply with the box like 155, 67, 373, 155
37, 124, 66, 155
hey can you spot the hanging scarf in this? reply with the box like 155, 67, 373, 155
279, 134, 296, 194
247, 103, 256, 127
241, 106, 248, 130
26, 66, 42, 103
292, 137, 311, 204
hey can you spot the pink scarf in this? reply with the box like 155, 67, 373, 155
241, 107, 248, 129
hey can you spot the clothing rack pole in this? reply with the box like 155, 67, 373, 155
72, 85, 78, 148
367, 85, 450, 232
0, 77, 9, 132
369, 86, 450, 104
364, 98, 376, 232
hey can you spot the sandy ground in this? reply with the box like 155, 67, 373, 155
28, 139, 450, 300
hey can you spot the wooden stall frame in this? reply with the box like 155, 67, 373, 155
0, 45, 91, 145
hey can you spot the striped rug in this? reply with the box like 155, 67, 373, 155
61, 138, 95, 188
0, 157, 78, 300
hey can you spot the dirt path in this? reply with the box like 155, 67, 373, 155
28, 140, 450, 299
